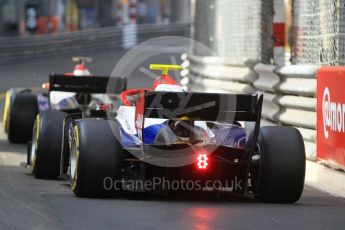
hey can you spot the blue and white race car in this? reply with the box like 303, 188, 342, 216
68, 64, 306, 203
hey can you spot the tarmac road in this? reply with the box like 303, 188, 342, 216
0, 50, 345, 230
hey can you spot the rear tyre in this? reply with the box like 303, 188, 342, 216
252, 126, 305, 203
70, 119, 123, 198
8, 93, 38, 143
31, 110, 68, 179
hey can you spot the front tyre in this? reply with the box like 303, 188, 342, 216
70, 119, 123, 198
252, 126, 306, 203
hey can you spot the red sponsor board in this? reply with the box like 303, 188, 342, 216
317, 67, 345, 169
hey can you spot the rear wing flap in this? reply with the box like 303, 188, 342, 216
143, 92, 262, 122
49, 74, 126, 94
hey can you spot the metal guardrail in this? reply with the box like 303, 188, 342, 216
0, 23, 191, 64
253, 64, 319, 161
181, 54, 258, 94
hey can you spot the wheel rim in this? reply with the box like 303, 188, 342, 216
65, 121, 74, 178
70, 138, 77, 180
31, 115, 40, 171
70, 126, 79, 190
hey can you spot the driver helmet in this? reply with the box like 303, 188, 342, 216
73, 64, 91, 76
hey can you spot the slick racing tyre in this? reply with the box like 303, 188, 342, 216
7, 92, 38, 143
70, 119, 123, 198
31, 110, 68, 179
251, 126, 306, 203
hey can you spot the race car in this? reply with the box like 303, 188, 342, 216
3, 87, 42, 143
25, 58, 126, 179
3, 57, 99, 143
69, 64, 306, 203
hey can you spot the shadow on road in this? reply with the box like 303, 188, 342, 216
0, 139, 26, 154
120, 190, 256, 203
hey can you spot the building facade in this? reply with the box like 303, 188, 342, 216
0, 0, 191, 36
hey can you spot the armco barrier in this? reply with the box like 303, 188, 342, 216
181, 54, 257, 94
253, 64, 319, 160
0, 23, 190, 64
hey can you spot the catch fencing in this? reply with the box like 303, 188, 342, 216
293, 0, 345, 65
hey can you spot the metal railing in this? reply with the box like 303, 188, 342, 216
0, 23, 191, 64
181, 54, 258, 94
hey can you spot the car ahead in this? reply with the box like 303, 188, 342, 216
69, 64, 306, 203
3, 57, 99, 143
25, 67, 127, 179
3, 87, 42, 143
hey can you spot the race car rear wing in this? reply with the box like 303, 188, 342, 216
143, 92, 262, 122
138, 91, 263, 154
49, 74, 126, 94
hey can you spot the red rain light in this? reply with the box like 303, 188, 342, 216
197, 153, 208, 170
